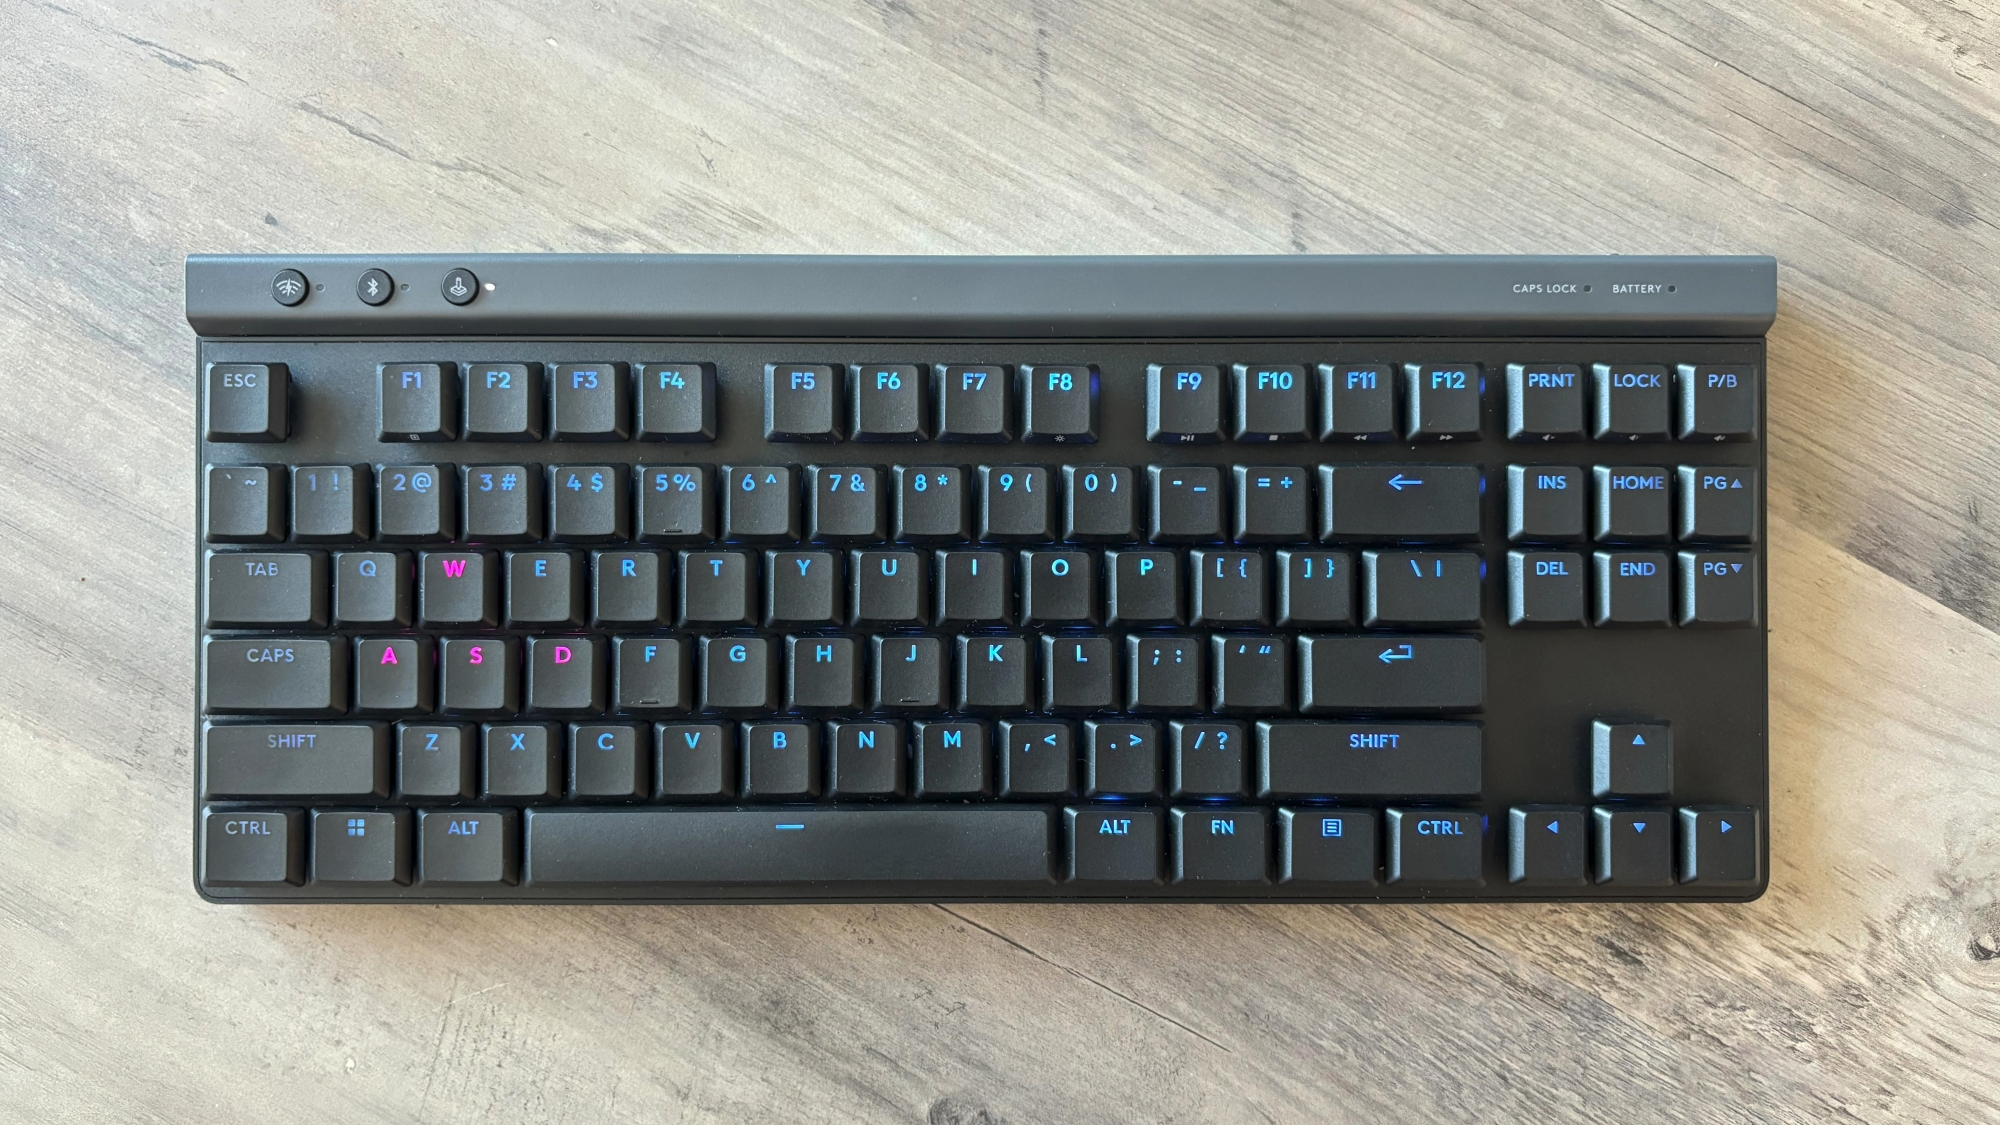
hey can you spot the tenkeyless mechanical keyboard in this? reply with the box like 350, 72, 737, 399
188, 254, 1773, 903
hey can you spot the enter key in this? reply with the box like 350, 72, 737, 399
1296, 634, 1484, 712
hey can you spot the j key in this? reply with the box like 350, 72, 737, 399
1403, 363, 1481, 441
912, 721, 989, 797
1508, 806, 1587, 885
679, 551, 754, 627
526, 636, 605, 713
936, 550, 1010, 625
1592, 719, 1672, 798
721, 465, 800, 541
1148, 465, 1224, 542
872, 635, 946, 711
462, 362, 543, 441
1677, 365, 1759, 441
1317, 363, 1396, 442
1171, 808, 1269, 884
201, 722, 388, 798
1362, 550, 1482, 628
1679, 551, 1757, 626
956, 634, 1030, 711
1146, 363, 1223, 443
1105, 550, 1182, 626
1232, 363, 1310, 442
807, 465, 885, 542
398, 724, 475, 799
550, 363, 629, 441
311, 809, 411, 887
291, 466, 366, 541
203, 637, 346, 715
205, 362, 288, 442
549, 465, 627, 542
1062, 465, 1137, 541
1506, 465, 1584, 542
851, 549, 926, 625
1505, 363, 1584, 441
699, 636, 778, 711
1385, 808, 1482, 884
1593, 466, 1670, 542
1189, 550, 1267, 626
1232, 466, 1310, 542
592, 551, 666, 626
1019, 364, 1097, 443
1169, 720, 1248, 798
635, 363, 716, 442
1275, 550, 1353, 628
1592, 363, 1670, 442
1318, 464, 1480, 542
765, 550, 840, 626
1592, 550, 1670, 626
1040, 635, 1115, 711
827, 720, 905, 796
504, 551, 583, 627
1258, 721, 1481, 798
379, 362, 457, 441
206, 465, 284, 543
637, 465, 715, 543
785, 635, 860, 711
1678, 806, 1761, 885
201, 808, 304, 887
765, 363, 840, 441
980, 466, 1052, 541
850, 364, 926, 441
1507, 550, 1586, 626
656, 722, 734, 797
1083, 720, 1158, 797
526, 807, 1053, 885
462, 465, 541, 543
376, 464, 454, 542
742, 722, 820, 797
1677, 465, 1757, 542
1066, 807, 1160, 883
419, 809, 520, 885
332, 551, 411, 627
1020, 550, 1096, 625
571, 724, 646, 798
483, 723, 558, 798
613, 636, 690, 711
894, 465, 968, 540
1126, 635, 1204, 711
205, 551, 326, 628
1297, 634, 1484, 712
1278, 808, 1378, 885
1592, 806, 1673, 885
354, 637, 432, 713
1211, 635, 1290, 712
419, 551, 497, 627
1001, 720, 1077, 798
935, 365, 1011, 441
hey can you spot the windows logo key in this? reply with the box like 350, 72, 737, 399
345, 818, 367, 837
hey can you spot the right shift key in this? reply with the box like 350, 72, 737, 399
1677, 365, 1759, 441
1297, 634, 1483, 712
1318, 464, 1481, 542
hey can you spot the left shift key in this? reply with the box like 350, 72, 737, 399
202, 722, 389, 797
205, 551, 326, 627
202, 637, 347, 714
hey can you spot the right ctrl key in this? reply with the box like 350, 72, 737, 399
1678, 805, 1761, 887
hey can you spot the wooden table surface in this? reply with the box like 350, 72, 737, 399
4, 1, 1998, 1121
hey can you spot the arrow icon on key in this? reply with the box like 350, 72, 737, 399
1378, 644, 1414, 664
1387, 474, 1423, 491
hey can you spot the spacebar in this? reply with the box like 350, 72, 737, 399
524, 806, 1055, 885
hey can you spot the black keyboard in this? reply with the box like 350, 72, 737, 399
188, 253, 1773, 903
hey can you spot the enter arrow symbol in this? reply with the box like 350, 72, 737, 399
1378, 644, 1414, 664
1386, 474, 1423, 491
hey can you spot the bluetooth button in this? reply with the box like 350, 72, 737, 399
357, 268, 394, 306
442, 267, 479, 306
271, 268, 309, 306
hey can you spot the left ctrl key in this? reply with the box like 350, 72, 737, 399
204, 363, 288, 442
201, 807, 304, 887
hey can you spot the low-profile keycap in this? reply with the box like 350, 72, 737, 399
203, 637, 346, 715
205, 362, 289, 442
550, 465, 628, 542
766, 363, 840, 441
722, 465, 800, 540
1592, 806, 1673, 885
656, 723, 735, 797
1403, 363, 1481, 440
1275, 550, 1353, 627
1066, 806, 1160, 883
483, 722, 559, 798
527, 636, 605, 713
312, 809, 411, 886
571, 723, 646, 798
700, 636, 776, 711
594, 552, 665, 626
637, 465, 714, 542
808, 465, 885, 542
1385, 807, 1482, 884
376, 464, 454, 542
767, 550, 840, 627
1297, 634, 1483, 712
1147, 364, 1223, 443
462, 464, 540, 543
854, 550, 926, 625
872, 635, 945, 711
419, 809, 520, 885
291, 465, 368, 541
1592, 363, 1670, 442
829, 720, 907, 796
1149, 465, 1225, 542
1106, 550, 1181, 625
506, 551, 583, 627
398, 723, 476, 798
1257, 721, 1480, 798
1508, 549, 1586, 626
1678, 465, 1757, 542
201, 807, 304, 887
1592, 550, 1670, 626
980, 466, 1052, 540
205, 551, 326, 628
614, 636, 689, 711
1679, 550, 1757, 626
1592, 719, 1672, 797
894, 465, 968, 540
850, 364, 926, 441
206, 465, 284, 543
550, 362, 630, 440
1171, 807, 1269, 883
935, 366, 1010, 441
1678, 806, 1760, 885
1317, 363, 1396, 442
786, 634, 860, 710
379, 363, 457, 441
1361, 550, 1481, 628
1169, 719, 1248, 797
636, 363, 716, 442
332, 551, 411, 627
1505, 363, 1583, 441
1676, 364, 1758, 441
1508, 806, 1587, 885
1232, 466, 1311, 542
1062, 465, 1136, 541
1594, 465, 1671, 542
1278, 808, 1377, 885
956, 634, 1029, 711
913, 720, 989, 797
462, 362, 543, 440
1232, 364, 1310, 442
1020, 365, 1097, 443
202, 722, 388, 797
1040, 635, 1115, 712
1506, 464, 1584, 543
354, 637, 432, 713
1002, 720, 1077, 798
419, 550, 497, 627
1318, 464, 1480, 542
440, 637, 521, 716
527, 806, 1054, 885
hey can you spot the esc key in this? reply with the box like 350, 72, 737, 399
205, 363, 289, 442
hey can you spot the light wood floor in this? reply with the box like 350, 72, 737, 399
2, 0, 1996, 1120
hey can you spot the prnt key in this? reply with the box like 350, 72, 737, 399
1505, 363, 1583, 442
379, 363, 457, 441
205, 363, 288, 442
206, 465, 284, 543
